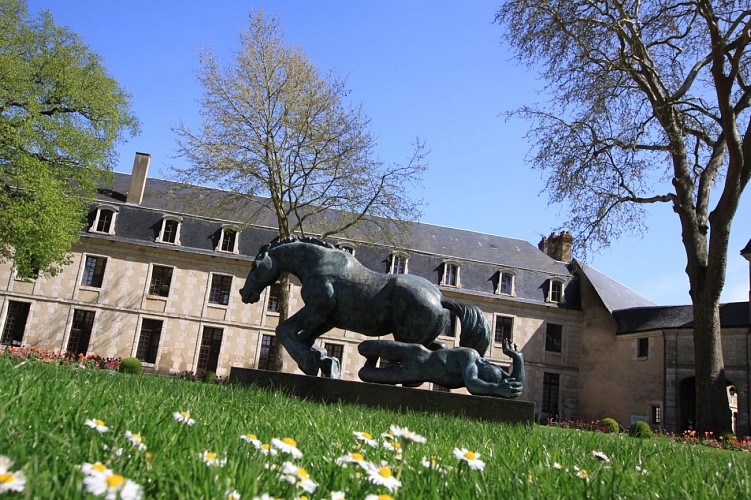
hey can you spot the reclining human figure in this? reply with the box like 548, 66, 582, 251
357, 337, 524, 399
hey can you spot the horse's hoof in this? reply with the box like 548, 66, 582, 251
321, 356, 341, 379
299, 353, 320, 376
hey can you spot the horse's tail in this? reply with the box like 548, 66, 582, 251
440, 297, 491, 357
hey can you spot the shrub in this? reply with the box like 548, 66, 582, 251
202, 371, 218, 383
119, 357, 143, 375
601, 417, 620, 433
629, 421, 652, 438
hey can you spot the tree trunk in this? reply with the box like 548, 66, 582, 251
269, 271, 291, 372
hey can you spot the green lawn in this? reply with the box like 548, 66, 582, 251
1, 356, 749, 499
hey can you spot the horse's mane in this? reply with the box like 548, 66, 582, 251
256, 234, 338, 258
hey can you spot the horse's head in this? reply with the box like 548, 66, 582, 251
239, 251, 279, 304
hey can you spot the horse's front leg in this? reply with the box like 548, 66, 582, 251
276, 307, 333, 377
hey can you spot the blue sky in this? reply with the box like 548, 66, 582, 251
28, 0, 751, 306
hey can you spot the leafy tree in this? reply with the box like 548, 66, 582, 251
174, 11, 426, 371
496, 0, 750, 434
0, 0, 138, 278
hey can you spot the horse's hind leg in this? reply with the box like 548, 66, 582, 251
276, 307, 331, 376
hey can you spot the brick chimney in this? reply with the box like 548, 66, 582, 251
538, 231, 573, 262
126, 152, 150, 205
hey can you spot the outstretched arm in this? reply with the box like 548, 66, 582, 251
502, 338, 525, 384
462, 359, 523, 399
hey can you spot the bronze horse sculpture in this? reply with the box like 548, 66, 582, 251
239, 235, 491, 378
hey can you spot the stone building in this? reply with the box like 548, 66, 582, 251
1, 153, 749, 434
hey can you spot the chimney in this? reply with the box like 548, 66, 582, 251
127, 152, 150, 205
539, 231, 573, 262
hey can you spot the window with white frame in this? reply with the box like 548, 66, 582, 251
156, 216, 182, 245
494, 315, 513, 344
637, 337, 649, 358
547, 279, 564, 303
390, 253, 408, 274
81, 255, 107, 288
498, 271, 515, 295
442, 262, 459, 287
90, 205, 118, 235
208, 274, 232, 306
136, 318, 162, 364
545, 323, 563, 353
217, 225, 239, 253
148, 265, 174, 297
267, 283, 281, 313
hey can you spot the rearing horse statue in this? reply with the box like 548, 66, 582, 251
239, 235, 491, 379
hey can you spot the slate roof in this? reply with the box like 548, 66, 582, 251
575, 261, 656, 312
742, 238, 751, 257
613, 302, 750, 334
91, 172, 580, 308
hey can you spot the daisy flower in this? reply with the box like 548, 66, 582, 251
635, 463, 648, 474
453, 448, 486, 471
271, 437, 303, 459
82, 462, 111, 476
389, 425, 427, 444
125, 431, 147, 451
0, 457, 25, 494
383, 440, 402, 452
85, 418, 110, 433
364, 496, 394, 500
252, 495, 280, 500
591, 450, 610, 463
172, 411, 195, 425
353, 431, 378, 448
335, 451, 366, 467
552, 462, 563, 470
226, 490, 241, 500
83, 471, 143, 500
241, 433, 262, 447
420, 456, 447, 474
330, 492, 346, 500
280, 462, 317, 494
200, 450, 227, 467
363, 463, 401, 492
258, 443, 278, 456
574, 466, 589, 482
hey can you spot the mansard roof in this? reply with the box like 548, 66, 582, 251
613, 302, 750, 334
574, 261, 656, 312
92, 172, 580, 308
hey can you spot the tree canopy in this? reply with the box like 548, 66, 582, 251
496, 0, 751, 433
173, 11, 426, 242
0, 0, 138, 277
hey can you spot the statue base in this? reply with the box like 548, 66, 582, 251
229, 367, 535, 425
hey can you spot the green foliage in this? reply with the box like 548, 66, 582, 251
0, 0, 138, 277
201, 371, 217, 383
629, 421, 652, 438
601, 417, 620, 433
118, 357, 142, 375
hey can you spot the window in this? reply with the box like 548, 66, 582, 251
545, 323, 563, 353
637, 337, 649, 358
148, 265, 174, 297
390, 253, 407, 274
499, 271, 514, 295
257, 334, 277, 370
542, 372, 560, 416
66, 309, 95, 356
267, 283, 281, 313
441, 313, 456, 337
197, 327, 223, 373
208, 274, 232, 306
548, 279, 564, 303
90, 205, 118, 235
338, 244, 355, 255
81, 256, 107, 288
651, 405, 662, 425
136, 318, 163, 364
218, 226, 239, 253
442, 262, 459, 287
324, 342, 344, 363
157, 217, 181, 245
1, 301, 31, 346
494, 315, 513, 344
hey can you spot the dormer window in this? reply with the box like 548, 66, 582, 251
217, 225, 239, 253
337, 243, 356, 256
547, 279, 564, 303
156, 216, 182, 245
498, 270, 515, 295
390, 253, 408, 274
90, 205, 119, 235
441, 262, 460, 287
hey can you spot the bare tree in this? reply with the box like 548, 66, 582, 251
173, 11, 426, 370
496, 0, 751, 434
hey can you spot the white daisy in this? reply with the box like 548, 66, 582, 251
280, 462, 317, 494
388, 425, 427, 444
0, 455, 14, 473
0, 469, 25, 494
364, 496, 394, 500
241, 433, 262, 447
83, 471, 143, 500
172, 411, 195, 425
335, 451, 366, 467
453, 447, 486, 471
125, 431, 147, 451
201, 450, 227, 467
420, 456, 447, 474
363, 463, 401, 492
82, 462, 111, 476
353, 431, 379, 448
574, 466, 590, 482
258, 443, 278, 456
330, 492, 346, 500
85, 418, 110, 433
591, 450, 610, 463
226, 490, 241, 500
271, 437, 303, 459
